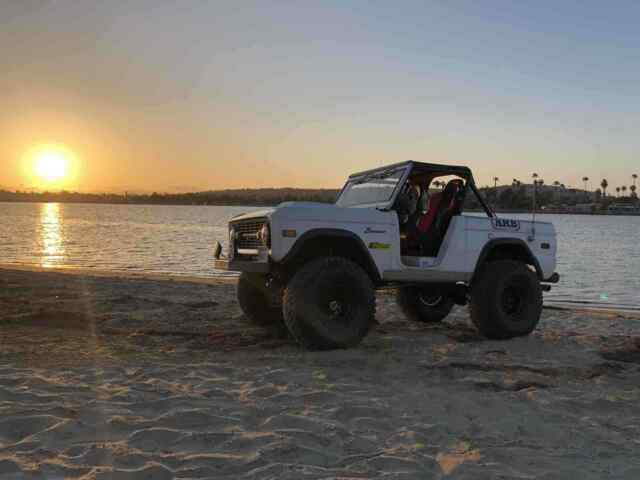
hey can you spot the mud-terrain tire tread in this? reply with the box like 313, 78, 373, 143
283, 256, 376, 350
396, 288, 454, 323
470, 259, 542, 339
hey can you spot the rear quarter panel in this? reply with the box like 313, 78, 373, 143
465, 215, 557, 279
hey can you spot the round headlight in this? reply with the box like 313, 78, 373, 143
259, 223, 270, 247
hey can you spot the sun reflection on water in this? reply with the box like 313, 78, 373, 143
40, 203, 65, 268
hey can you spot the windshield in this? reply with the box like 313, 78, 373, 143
336, 168, 406, 207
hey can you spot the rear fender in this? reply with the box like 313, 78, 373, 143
472, 239, 543, 283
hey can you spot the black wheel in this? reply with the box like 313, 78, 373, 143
469, 260, 542, 339
283, 257, 376, 350
237, 273, 284, 330
396, 287, 454, 323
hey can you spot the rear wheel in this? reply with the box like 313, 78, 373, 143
237, 273, 285, 333
470, 260, 542, 339
283, 257, 376, 350
396, 287, 454, 323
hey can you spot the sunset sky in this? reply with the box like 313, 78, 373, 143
2, 1, 640, 193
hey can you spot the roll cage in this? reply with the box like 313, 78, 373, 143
337, 161, 495, 217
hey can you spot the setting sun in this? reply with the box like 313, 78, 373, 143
35, 150, 69, 181
24, 145, 79, 189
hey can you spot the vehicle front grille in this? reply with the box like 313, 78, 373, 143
231, 218, 266, 251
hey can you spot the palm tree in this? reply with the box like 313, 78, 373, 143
553, 180, 561, 187
616, 187, 621, 197
600, 179, 608, 197
622, 185, 628, 197
492, 177, 500, 207
630, 184, 637, 198
582, 176, 589, 192
633, 174, 638, 188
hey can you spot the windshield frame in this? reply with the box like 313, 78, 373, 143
336, 166, 410, 209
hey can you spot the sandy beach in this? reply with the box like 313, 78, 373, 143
1, 266, 640, 479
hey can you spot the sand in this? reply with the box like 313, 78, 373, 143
1, 267, 640, 479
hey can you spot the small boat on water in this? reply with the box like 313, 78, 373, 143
607, 203, 640, 215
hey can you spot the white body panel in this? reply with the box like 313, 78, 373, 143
465, 216, 557, 280
229, 202, 557, 283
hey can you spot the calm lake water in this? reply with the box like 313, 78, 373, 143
1, 202, 639, 310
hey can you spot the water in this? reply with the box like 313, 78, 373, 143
1, 202, 639, 310
507, 213, 640, 311
0, 202, 245, 278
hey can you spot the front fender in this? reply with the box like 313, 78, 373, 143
279, 228, 383, 283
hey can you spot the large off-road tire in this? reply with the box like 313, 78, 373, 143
283, 257, 376, 350
470, 260, 542, 339
396, 287, 455, 323
237, 273, 284, 330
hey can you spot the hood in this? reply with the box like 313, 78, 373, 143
228, 202, 327, 222
277, 201, 391, 225
229, 208, 276, 222
230, 201, 392, 225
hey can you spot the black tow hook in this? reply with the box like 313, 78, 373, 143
544, 272, 560, 284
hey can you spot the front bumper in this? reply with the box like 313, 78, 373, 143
213, 241, 270, 273
214, 258, 269, 273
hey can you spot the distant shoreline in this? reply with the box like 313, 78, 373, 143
0, 188, 340, 207
0, 199, 284, 208
3, 187, 635, 215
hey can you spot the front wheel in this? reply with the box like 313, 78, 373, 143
237, 273, 284, 330
396, 287, 454, 323
469, 260, 542, 339
283, 257, 376, 350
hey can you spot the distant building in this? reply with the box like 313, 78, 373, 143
566, 203, 596, 214
489, 183, 594, 201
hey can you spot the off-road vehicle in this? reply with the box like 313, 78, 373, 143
214, 161, 559, 350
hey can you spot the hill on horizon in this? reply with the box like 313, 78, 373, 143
0, 187, 341, 206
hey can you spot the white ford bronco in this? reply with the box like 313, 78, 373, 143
214, 161, 559, 349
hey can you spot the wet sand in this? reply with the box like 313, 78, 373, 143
1, 267, 640, 479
